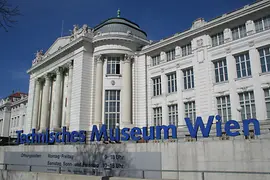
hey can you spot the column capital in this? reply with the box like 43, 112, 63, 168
94, 54, 104, 63
44, 73, 53, 80
55, 67, 64, 75
123, 54, 134, 63
36, 77, 43, 84
67, 61, 74, 69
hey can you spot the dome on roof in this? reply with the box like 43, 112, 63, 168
93, 17, 147, 40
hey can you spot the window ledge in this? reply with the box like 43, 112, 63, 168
166, 92, 177, 96
259, 72, 270, 76
234, 76, 252, 81
105, 74, 122, 77
182, 88, 195, 92
213, 81, 229, 86
151, 95, 163, 99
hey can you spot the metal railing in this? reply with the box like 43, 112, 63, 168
1, 163, 270, 180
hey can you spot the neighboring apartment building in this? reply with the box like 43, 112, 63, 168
0, 92, 28, 137
13, 0, 270, 134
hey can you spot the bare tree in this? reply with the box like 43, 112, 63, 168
0, 0, 20, 32
72, 142, 141, 178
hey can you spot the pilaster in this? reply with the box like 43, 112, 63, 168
121, 54, 133, 128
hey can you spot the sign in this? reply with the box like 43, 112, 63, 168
16, 115, 261, 144
4, 151, 162, 179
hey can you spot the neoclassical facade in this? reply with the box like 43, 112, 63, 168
24, 0, 270, 134
0, 92, 28, 137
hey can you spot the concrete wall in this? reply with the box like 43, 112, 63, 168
1, 139, 270, 180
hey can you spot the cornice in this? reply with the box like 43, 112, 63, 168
11, 98, 28, 107
93, 32, 149, 45
27, 36, 92, 74
140, 0, 270, 54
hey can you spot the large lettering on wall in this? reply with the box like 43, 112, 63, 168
16, 115, 261, 144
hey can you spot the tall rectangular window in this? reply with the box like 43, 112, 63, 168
217, 96, 231, 122
264, 88, 270, 119
184, 101, 196, 124
152, 76, 162, 96
258, 47, 270, 73
211, 32, 224, 47
168, 104, 178, 126
214, 58, 228, 83
104, 90, 120, 129
239, 91, 256, 120
167, 72, 177, 93
254, 15, 270, 33
153, 107, 162, 126
166, 49, 175, 61
183, 68, 194, 89
152, 55, 160, 66
231, 24, 247, 40
181, 43, 192, 57
107, 57, 120, 75
235, 53, 252, 78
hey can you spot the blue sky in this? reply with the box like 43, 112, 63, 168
0, 0, 254, 98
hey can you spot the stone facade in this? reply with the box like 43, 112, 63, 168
2, 0, 270, 136
0, 92, 28, 137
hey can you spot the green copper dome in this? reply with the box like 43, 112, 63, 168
93, 17, 147, 39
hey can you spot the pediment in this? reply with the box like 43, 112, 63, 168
44, 36, 70, 56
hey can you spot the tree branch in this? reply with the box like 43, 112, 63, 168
0, 0, 20, 32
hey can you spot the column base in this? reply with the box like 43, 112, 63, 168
39, 128, 48, 133
51, 127, 62, 132
120, 122, 133, 129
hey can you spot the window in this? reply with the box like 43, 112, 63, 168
214, 59, 228, 83
235, 53, 252, 78
166, 49, 175, 61
259, 47, 270, 73
183, 68, 194, 89
211, 32, 224, 47
231, 24, 247, 40
239, 91, 256, 120
153, 107, 162, 126
184, 101, 196, 124
168, 104, 178, 126
254, 15, 270, 33
107, 57, 120, 75
264, 88, 270, 119
167, 72, 177, 93
152, 76, 162, 96
104, 90, 120, 129
217, 96, 231, 122
181, 43, 192, 57
152, 55, 160, 66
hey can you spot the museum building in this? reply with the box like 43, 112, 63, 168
1, 0, 270, 138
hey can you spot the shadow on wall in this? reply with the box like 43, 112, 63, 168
69, 143, 141, 178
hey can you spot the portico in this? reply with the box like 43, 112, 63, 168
31, 62, 73, 132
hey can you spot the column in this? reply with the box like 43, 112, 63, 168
121, 54, 133, 127
224, 28, 232, 43
52, 67, 64, 131
32, 78, 41, 130
249, 43, 266, 120
93, 55, 104, 127
65, 61, 73, 129
226, 51, 240, 120
40, 73, 52, 132
246, 20, 255, 36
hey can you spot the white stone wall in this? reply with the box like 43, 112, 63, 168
70, 46, 93, 131
25, 77, 35, 133
2, 139, 270, 180
146, 23, 270, 126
